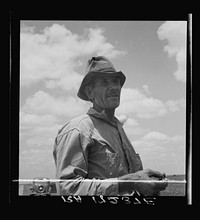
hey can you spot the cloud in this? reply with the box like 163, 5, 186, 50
44, 72, 83, 92
20, 89, 91, 151
142, 85, 151, 96
143, 131, 168, 141
132, 131, 184, 148
131, 131, 185, 156
117, 88, 168, 119
157, 21, 187, 83
116, 87, 185, 119
117, 115, 147, 137
20, 111, 62, 148
165, 98, 186, 112
21, 90, 89, 118
79, 28, 126, 58
20, 23, 126, 89
20, 112, 58, 126
131, 131, 185, 174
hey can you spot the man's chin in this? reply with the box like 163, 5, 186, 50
107, 97, 120, 106
108, 102, 120, 109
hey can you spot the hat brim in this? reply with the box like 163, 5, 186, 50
77, 71, 126, 101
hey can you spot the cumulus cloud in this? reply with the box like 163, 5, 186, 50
131, 131, 185, 174
20, 90, 92, 151
157, 21, 187, 83
20, 112, 58, 126
143, 131, 168, 141
165, 98, 186, 112
117, 88, 168, 119
116, 87, 185, 119
116, 89, 184, 138
20, 23, 126, 89
142, 85, 151, 96
132, 131, 185, 148
44, 72, 83, 92
117, 115, 147, 137
20, 111, 62, 148
21, 90, 89, 118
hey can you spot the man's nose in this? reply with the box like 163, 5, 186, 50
109, 85, 121, 94
110, 81, 120, 89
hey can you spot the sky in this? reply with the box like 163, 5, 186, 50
19, 20, 187, 179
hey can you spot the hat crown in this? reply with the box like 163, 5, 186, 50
86, 56, 117, 74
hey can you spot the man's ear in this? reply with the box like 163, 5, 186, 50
84, 86, 94, 100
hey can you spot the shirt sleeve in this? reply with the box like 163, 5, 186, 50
54, 128, 119, 196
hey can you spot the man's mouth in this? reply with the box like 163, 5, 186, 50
107, 94, 119, 98
107, 91, 119, 97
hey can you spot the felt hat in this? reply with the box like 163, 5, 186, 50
77, 56, 126, 101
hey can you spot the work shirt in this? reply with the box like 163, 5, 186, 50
53, 107, 143, 195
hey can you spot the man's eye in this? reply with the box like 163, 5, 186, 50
102, 80, 108, 84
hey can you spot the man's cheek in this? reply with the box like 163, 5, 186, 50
96, 96, 107, 107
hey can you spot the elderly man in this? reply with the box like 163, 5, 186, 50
53, 56, 168, 196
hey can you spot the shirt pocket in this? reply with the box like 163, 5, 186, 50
105, 149, 122, 177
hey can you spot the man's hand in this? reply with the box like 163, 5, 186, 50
118, 169, 168, 196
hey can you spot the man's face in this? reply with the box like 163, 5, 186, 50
89, 76, 122, 110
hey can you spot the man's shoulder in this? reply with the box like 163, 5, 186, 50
57, 113, 94, 137
68, 113, 94, 129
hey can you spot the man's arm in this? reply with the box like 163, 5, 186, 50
54, 128, 119, 196
117, 169, 168, 196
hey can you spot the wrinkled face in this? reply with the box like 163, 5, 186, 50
85, 76, 122, 110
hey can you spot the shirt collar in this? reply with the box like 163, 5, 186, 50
87, 107, 122, 127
